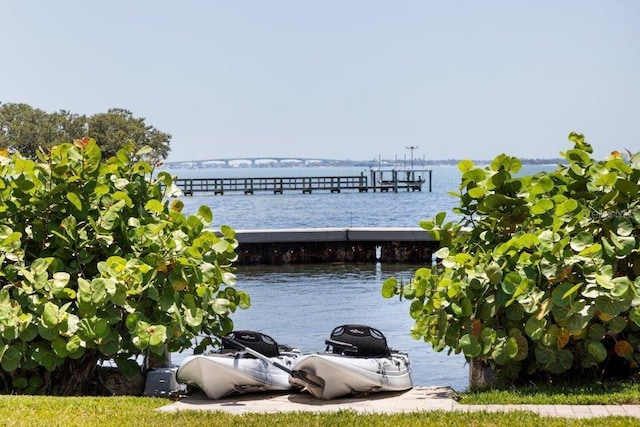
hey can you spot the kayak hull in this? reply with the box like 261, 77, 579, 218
289, 352, 413, 400
177, 351, 301, 399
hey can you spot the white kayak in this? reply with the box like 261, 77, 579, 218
176, 331, 302, 399
289, 324, 413, 400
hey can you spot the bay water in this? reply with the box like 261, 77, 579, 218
162, 164, 555, 391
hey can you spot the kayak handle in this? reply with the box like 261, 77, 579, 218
218, 335, 325, 389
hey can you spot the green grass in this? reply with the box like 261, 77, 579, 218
0, 395, 638, 427
460, 381, 640, 405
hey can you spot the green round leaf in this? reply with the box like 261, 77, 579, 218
512, 335, 529, 362
212, 298, 230, 315
480, 327, 497, 350
485, 263, 503, 285
588, 323, 606, 341
51, 337, 69, 358
458, 160, 474, 173
614, 217, 633, 237
570, 232, 593, 252
556, 199, 578, 216
409, 300, 423, 319
586, 340, 608, 363
608, 316, 627, 334
491, 154, 522, 173
552, 282, 577, 307
468, 186, 486, 199
144, 199, 164, 213
631, 306, 640, 327
531, 199, 554, 215
381, 278, 398, 299
149, 325, 167, 347
534, 346, 555, 365
595, 296, 629, 317
42, 302, 61, 328
502, 272, 522, 295
459, 334, 482, 358
66, 191, 84, 211
0, 345, 22, 372
541, 324, 559, 347
505, 337, 519, 359
197, 205, 213, 224
611, 277, 631, 298
525, 316, 547, 341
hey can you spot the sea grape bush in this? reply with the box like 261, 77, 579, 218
0, 139, 248, 394
383, 133, 640, 384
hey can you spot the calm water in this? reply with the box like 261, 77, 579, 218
162, 165, 460, 229
164, 164, 555, 391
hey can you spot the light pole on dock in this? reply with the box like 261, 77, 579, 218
405, 146, 418, 169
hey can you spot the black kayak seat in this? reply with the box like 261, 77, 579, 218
326, 324, 390, 358
223, 330, 280, 358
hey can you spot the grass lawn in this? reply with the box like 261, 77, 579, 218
460, 380, 640, 405
1, 393, 639, 427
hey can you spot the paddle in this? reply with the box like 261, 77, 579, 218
325, 338, 358, 355
219, 335, 325, 391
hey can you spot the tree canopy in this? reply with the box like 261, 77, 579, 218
0, 103, 171, 160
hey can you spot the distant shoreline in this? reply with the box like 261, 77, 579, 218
163, 158, 563, 169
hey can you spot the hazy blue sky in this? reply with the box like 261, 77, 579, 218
2, 1, 638, 162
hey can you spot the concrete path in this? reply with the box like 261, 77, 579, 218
159, 386, 640, 418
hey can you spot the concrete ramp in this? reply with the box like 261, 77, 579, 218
158, 386, 459, 414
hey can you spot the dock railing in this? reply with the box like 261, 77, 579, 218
175, 169, 431, 195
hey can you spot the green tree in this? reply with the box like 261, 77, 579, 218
87, 108, 171, 160
0, 103, 171, 160
383, 133, 640, 385
0, 139, 246, 395
0, 103, 58, 155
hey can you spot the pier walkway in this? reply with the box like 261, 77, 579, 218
175, 169, 432, 195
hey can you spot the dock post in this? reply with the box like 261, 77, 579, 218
359, 171, 367, 192
302, 177, 312, 194
330, 177, 340, 193
214, 178, 224, 195
184, 179, 193, 196
393, 169, 398, 193
274, 178, 283, 194
244, 178, 254, 195
370, 169, 377, 192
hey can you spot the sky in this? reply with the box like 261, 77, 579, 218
1, 1, 639, 163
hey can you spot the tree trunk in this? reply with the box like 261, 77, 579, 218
49, 351, 102, 395
469, 358, 495, 389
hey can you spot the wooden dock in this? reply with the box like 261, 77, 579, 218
176, 169, 432, 195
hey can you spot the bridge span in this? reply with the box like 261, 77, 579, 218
165, 157, 358, 168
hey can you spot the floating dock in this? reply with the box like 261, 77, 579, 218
232, 227, 438, 264
176, 169, 432, 195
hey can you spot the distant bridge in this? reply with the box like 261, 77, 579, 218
163, 157, 370, 168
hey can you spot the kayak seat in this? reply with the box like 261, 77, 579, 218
223, 330, 280, 358
326, 324, 391, 358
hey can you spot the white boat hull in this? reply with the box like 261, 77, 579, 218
177, 352, 300, 399
290, 352, 413, 400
